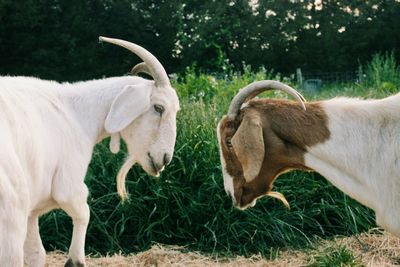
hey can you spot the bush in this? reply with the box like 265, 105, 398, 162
364, 52, 400, 93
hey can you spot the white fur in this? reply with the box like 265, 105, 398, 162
217, 122, 235, 202
305, 94, 400, 235
0, 75, 179, 266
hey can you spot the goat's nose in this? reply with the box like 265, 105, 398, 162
163, 153, 172, 166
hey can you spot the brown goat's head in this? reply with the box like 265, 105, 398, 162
217, 80, 309, 210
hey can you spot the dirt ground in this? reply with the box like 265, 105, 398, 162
46, 230, 400, 267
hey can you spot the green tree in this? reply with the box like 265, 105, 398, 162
0, 0, 399, 78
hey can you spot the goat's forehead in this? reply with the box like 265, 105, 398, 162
217, 119, 226, 139
218, 116, 237, 138
217, 121, 223, 140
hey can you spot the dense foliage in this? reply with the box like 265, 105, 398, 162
39, 55, 400, 256
0, 1, 399, 80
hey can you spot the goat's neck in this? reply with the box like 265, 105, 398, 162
60, 76, 149, 145
255, 100, 378, 207
304, 96, 400, 210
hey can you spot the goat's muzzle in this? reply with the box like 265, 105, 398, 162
147, 152, 168, 176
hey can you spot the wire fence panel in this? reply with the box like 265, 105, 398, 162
303, 71, 361, 83
296, 67, 364, 94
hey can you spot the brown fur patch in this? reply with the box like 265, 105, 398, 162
218, 99, 330, 208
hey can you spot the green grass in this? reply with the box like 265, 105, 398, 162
307, 245, 363, 267
39, 54, 399, 256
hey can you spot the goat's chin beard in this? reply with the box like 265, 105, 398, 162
116, 156, 137, 201
116, 156, 160, 201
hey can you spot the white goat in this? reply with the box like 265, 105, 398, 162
0, 37, 180, 267
217, 80, 400, 236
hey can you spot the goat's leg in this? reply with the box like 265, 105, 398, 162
0, 164, 29, 267
56, 188, 89, 267
24, 213, 46, 267
0, 201, 27, 267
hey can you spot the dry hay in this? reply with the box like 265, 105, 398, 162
328, 229, 400, 266
45, 229, 400, 267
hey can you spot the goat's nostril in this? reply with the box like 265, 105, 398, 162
163, 153, 171, 166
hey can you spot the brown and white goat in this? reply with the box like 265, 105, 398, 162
217, 80, 400, 236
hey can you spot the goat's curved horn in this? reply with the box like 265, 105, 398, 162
99, 36, 170, 87
130, 62, 152, 77
228, 80, 306, 119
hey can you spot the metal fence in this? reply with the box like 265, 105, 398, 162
296, 67, 363, 91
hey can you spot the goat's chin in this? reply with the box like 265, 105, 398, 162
145, 168, 160, 177
122, 156, 161, 177
140, 161, 161, 177
235, 199, 257, 211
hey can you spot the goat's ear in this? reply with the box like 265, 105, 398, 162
105, 84, 151, 134
231, 115, 265, 183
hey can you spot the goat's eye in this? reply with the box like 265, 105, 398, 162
154, 104, 165, 116
226, 138, 233, 148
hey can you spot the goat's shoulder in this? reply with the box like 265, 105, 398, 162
321, 93, 400, 122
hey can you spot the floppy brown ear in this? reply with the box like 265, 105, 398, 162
231, 114, 265, 183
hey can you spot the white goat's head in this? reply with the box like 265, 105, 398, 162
99, 37, 180, 199
217, 81, 309, 210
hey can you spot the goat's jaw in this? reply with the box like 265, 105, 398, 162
234, 199, 257, 210
140, 153, 167, 177
234, 191, 290, 210
142, 161, 161, 177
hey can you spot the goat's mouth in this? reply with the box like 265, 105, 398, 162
233, 190, 290, 210
147, 153, 163, 177
234, 199, 257, 210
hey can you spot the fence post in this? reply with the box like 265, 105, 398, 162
358, 65, 363, 83
296, 68, 303, 88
